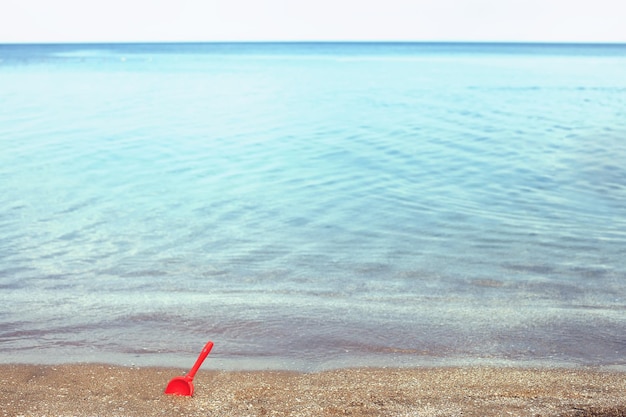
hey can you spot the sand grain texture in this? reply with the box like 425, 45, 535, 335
1, 365, 625, 416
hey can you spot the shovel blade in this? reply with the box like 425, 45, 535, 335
164, 376, 194, 396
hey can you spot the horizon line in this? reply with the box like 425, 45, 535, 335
2, 40, 626, 46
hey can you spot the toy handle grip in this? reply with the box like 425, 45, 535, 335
187, 341, 214, 381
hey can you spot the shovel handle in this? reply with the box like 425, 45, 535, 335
186, 341, 214, 381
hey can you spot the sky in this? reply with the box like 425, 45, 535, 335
1, 0, 625, 43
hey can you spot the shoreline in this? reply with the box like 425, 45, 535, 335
2, 363, 625, 416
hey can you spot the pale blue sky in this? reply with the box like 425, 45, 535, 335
1, 0, 625, 43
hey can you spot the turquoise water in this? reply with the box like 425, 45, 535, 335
1, 43, 625, 370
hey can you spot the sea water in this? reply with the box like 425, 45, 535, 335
1, 42, 625, 371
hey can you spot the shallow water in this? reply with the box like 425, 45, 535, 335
1, 42, 625, 370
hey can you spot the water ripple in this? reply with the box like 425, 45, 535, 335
1, 43, 626, 368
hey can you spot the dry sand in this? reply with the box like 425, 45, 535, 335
1, 364, 625, 416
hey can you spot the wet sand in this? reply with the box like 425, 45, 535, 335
1, 364, 625, 416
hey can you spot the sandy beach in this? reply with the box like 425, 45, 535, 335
1, 364, 625, 416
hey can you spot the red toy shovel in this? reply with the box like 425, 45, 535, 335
164, 341, 214, 396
